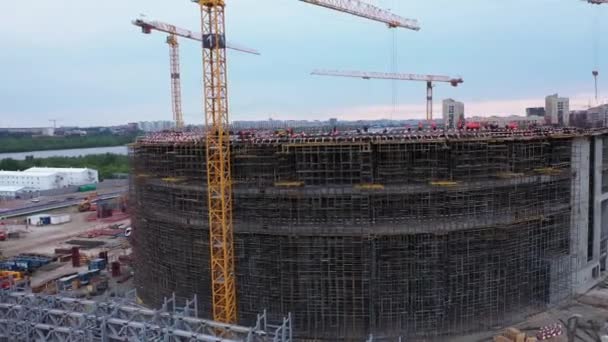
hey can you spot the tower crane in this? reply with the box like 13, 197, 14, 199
48, 119, 60, 130
133, 18, 259, 130
580, 0, 606, 103
593, 70, 599, 104
184, 0, 416, 325
190, 0, 236, 325
299, 0, 420, 30
312, 69, 463, 121
300, 1, 422, 120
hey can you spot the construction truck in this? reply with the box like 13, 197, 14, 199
0, 270, 26, 289
78, 192, 98, 212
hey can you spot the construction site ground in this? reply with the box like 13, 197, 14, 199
0, 206, 133, 295
449, 279, 608, 342
1, 201, 607, 340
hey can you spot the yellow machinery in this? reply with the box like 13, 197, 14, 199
191, 0, 420, 325
195, 0, 237, 324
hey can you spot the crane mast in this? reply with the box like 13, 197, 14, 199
195, 0, 236, 324
167, 34, 184, 129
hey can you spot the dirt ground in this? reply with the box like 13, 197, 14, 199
446, 281, 608, 342
1, 206, 607, 341
0, 206, 132, 294
0, 207, 127, 257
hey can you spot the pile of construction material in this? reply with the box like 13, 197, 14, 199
494, 327, 539, 342
536, 324, 563, 340
0, 253, 53, 273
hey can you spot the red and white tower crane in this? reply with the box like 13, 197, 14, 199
133, 18, 259, 129
312, 69, 463, 121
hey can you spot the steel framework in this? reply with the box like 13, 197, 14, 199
0, 289, 292, 342
133, 18, 260, 55
167, 34, 184, 129
299, 0, 420, 30
129, 127, 592, 340
196, 0, 237, 325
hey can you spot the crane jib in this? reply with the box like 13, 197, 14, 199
203, 34, 226, 49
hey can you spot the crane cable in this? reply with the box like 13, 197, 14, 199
391, 27, 397, 120
592, 10, 600, 104
382, 0, 398, 120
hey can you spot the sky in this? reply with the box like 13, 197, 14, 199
0, 0, 607, 127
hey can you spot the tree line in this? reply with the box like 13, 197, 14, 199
0, 134, 138, 153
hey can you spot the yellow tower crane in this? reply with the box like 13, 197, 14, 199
189, 0, 417, 324
193, 0, 236, 324
133, 18, 258, 130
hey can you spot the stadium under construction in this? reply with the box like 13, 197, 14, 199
130, 127, 608, 341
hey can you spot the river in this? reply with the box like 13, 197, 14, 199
0, 145, 128, 160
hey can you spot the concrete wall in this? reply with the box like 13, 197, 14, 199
572, 137, 592, 293
573, 135, 605, 294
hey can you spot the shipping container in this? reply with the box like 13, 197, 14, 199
78, 184, 97, 192
50, 214, 71, 225
88, 258, 106, 271
27, 214, 51, 226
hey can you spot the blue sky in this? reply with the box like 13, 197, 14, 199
0, 0, 606, 127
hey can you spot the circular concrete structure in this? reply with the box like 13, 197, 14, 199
130, 130, 576, 340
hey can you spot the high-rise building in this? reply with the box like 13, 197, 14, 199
526, 107, 545, 117
589, 104, 608, 127
545, 94, 570, 126
442, 99, 465, 129
137, 121, 176, 132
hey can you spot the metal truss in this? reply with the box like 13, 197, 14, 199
0, 289, 292, 342
366, 335, 403, 342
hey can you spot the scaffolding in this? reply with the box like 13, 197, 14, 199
0, 288, 292, 342
130, 129, 591, 341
